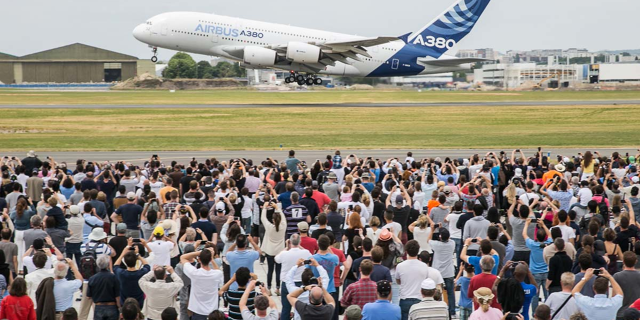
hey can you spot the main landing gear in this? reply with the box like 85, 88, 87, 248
150, 47, 158, 62
284, 71, 323, 86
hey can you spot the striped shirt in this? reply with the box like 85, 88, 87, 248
283, 204, 308, 238
224, 288, 256, 320
408, 298, 449, 320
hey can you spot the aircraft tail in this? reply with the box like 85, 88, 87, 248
406, 0, 491, 57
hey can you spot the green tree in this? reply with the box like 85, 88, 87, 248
196, 61, 213, 79
162, 52, 196, 79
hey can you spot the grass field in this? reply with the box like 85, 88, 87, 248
1, 89, 640, 105
0, 105, 639, 151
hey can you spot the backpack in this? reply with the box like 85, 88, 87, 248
80, 243, 99, 279
598, 195, 609, 226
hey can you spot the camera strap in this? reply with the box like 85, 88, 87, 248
551, 294, 572, 319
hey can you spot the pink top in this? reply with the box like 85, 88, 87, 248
469, 307, 504, 320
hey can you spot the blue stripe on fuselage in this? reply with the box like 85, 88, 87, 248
366, 44, 439, 77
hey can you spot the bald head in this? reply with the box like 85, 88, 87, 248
309, 287, 324, 305
513, 263, 528, 282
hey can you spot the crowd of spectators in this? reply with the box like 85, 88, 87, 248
1, 149, 640, 320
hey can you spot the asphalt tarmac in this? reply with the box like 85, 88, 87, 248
19, 148, 639, 166
1, 99, 640, 109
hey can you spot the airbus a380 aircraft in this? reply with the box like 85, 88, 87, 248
133, 0, 491, 85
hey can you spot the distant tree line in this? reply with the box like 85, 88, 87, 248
162, 52, 246, 79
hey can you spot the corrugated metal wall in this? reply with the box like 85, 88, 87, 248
22, 62, 104, 83
121, 62, 136, 80
0, 63, 14, 84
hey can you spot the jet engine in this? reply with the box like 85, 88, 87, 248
243, 47, 278, 67
286, 42, 321, 64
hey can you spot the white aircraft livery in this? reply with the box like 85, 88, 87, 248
133, 0, 491, 85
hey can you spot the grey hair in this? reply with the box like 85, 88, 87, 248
30, 215, 42, 227
560, 272, 575, 288
96, 255, 111, 270
480, 255, 495, 272
291, 192, 299, 203
54, 261, 70, 279
290, 233, 301, 246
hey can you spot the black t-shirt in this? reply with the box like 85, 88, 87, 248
311, 228, 329, 240
295, 300, 334, 320
180, 176, 196, 196
388, 205, 411, 233
109, 236, 128, 263
344, 228, 367, 254
116, 204, 143, 230
615, 225, 639, 252
234, 177, 246, 191
372, 200, 386, 223
326, 212, 344, 238
345, 250, 362, 281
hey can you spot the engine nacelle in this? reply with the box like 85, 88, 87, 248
243, 47, 277, 67
286, 42, 321, 64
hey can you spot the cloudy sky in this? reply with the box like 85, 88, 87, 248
1, 0, 638, 61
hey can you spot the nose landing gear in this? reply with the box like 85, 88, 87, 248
284, 71, 323, 86
151, 47, 158, 62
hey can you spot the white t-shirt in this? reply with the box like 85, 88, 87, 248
395, 259, 444, 300
412, 227, 433, 254
241, 196, 253, 219
382, 222, 402, 239
182, 262, 224, 315
147, 240, 174, 266
518, 192, 540, 205
446, 212, 462, 239
275, 248, 312, 282
22, 255, 56, 274
553, 225, 576, 243
577, 188, 593, 206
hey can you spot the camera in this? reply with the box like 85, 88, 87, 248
309, 277, 319, 285
255, 281, 263, 287
593, 269, 601, 276
471, 239, 478, 243
304, 260, 312, 265
179, 207, 188, 214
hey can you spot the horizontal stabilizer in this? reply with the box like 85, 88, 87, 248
418, 57, 488, 66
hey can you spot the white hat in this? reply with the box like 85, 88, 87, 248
216, 202, 226, 212
555, 164, 566, 172
514, 168, 523, 177
88, 228, 108, 241
633, 176, 639, 183
27, 150, 36, 157
69, 205, 80, 215
421, 278, 436, 290
161, 219, 178, 235
126, 192, 136, 200
563, 157, 571, 163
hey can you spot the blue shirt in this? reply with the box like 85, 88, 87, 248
54, 279, 82, 311
505, 241, 514, 262
226, 250, 260, 290
546, 190, 573, 212
312, 252, 339, 293
82, 213, 104, 243
491, 166, 500, 186
456, 276, 473, 309
10, 209, 36, 231
525, 238, 553, 273
278, 191, 292, 210
114, 264, 151, 306
362, 300, 401, 320
521, 282, 537, 320
574, 293, 623, 320
468, 254, 499, 275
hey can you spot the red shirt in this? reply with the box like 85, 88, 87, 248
330, 247, 346, 287
311, 190, 331, 211
340, 277, 377, 309
467, 273, 501, 311
630, 298, 640, 310
0, 295, 36, 320
300, 236, 318, 254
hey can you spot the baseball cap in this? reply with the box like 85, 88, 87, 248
215, 202, 225, 212
362, 172, 371, 178
633, 176, 639, 184
395, 194, 404, 204
344, 305, 362, 320
443, 186, 452, 194
421, 278, 436, 290
32, 168, 39, 173
514, 168, 523, 177
379, 228, 392, 241
116, 223, 127, 232
126, 192, 136, 200
297, 221, 309, 232
376, 280, 392, 296
153, 226, 165, 236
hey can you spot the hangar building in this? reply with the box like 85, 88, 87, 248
0, 43, 154, 84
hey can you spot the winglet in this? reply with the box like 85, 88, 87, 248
398, 32, 412, 44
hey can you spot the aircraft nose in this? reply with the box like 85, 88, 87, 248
133, 24, 146, 41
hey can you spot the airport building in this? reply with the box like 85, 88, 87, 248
0, 43, 154, 84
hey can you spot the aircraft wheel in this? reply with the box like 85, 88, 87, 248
306, 78, 314, 86
314, 78, 323, 85
151, 56, 158, 62
285, 77, 291, 84
296, 74, 305, 82
297, 80, 306, 86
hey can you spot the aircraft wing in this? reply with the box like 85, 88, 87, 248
323, 37, 400, 49
417, 57, 489, 67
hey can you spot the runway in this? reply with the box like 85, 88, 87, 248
2, 99, 640, 109
28, 148, 638, 166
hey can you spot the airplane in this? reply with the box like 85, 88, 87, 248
133, 0, 491, 86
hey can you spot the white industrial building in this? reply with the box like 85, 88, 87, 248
390, 73, 454, 87
592, 63, 640, 83
473, 63, 584, 88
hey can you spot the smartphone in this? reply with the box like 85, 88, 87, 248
471, 239, 478, 243
593, 269, 601, 275
304, 260, 312, 265
132, 238, 141, 243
